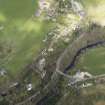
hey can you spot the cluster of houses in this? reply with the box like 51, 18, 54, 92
41, 0, 86, 48
0, 67, 34, 93
68, 70, 93, 88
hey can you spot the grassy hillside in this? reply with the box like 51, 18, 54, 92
0, 0, 53, 76
75, 46, 105, 75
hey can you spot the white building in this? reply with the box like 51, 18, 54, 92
80, 83, 93, 88
41, 70, 46, 78
39, 58, 46, 71
0, 68, 7, 76
9, 82, 19, 88
48, 47, 54, 52
68, 70, 92, 86
26, 83, 33, 91
73, 71, 92, 80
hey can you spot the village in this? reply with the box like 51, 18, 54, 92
0, 0, 105, 105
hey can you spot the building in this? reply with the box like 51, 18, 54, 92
0, 68, 7, 76
68, 70, 92, 86
26, 83, 33, 91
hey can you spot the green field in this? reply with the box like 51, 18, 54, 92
0, 0, 53, 76
80, 0, 105, 26
75, 46, 105, 75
